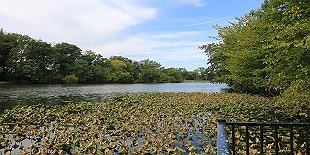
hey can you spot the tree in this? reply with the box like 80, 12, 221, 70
2, 29, 217, 84
92, 55, 108, 83
105, 56, 134, 83
132, 61, 142, 83
160, 68, 184, 83
139, 59, 162, 83
73, 51, 97, 83
259, 0, 310, 93
23, 39, 53, 83
200, 0, 310, 95
194, 67, 208, 81
0, 31, 17, 81
62, 74, 79, 84
52, 43, 82, 83
180, 69, 197, 81
3, 33, 40, 83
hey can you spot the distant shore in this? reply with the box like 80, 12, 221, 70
183, 80, 211, 83
0, 81, 211, 85
0, 81, 9, 84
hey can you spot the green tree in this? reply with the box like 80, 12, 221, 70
194, 67, 208, 81
23, 39, 53, 83
201, 0, 310, 95
3, 33, 44, 83
0, 30, 17, 81
105, 56, 134, 83
62, 74, 79, 84
132, 61, 142, 83
52, 43, 82, 83
160, 68, 184, 83
2, 29, 212, 85
73, 51, 98, 83
92, 55, 108, 83
180, 69, 197, 81
139, 59, 162, 83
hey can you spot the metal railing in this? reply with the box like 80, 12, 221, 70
217, 119, 310, 155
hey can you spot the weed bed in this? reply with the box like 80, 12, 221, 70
0, 92, 309, 154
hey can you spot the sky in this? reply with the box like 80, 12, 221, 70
0, 0, 264, 71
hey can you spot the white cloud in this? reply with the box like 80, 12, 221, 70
0, 0, 212, 69
152, 31, 200, 39
186, 17, 231, 26
95, 31, 214, 63
179, 0, 206, 7
0, 0, 157, 44
96, 36, 153, 58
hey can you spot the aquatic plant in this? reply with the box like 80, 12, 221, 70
0, 92, 309, 154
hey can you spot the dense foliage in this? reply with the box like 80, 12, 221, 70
1, 93, 309, 154
0, 29, 209, 84
200, 0, 310, 96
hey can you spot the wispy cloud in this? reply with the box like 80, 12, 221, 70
0, 0, 262, 70
179, 0, 207, 7
0, 0, 157, 45
151, 31, 201, 39
186, 17, 231, 26
95, 31, 215, 65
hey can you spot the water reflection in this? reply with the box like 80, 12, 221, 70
0, 83, 227, 113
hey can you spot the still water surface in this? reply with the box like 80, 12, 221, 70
0, 82, 227, 113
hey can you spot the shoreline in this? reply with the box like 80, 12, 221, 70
0, 81, 9, 84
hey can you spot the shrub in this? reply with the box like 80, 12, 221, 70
62, 74, 79, 84
275, 79, 310, 122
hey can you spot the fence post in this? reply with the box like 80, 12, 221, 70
217, 119, 229, 155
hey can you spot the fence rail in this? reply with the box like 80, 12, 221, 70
217, 119, 310, 155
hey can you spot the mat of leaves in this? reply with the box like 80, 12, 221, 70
0, 92, 308, 154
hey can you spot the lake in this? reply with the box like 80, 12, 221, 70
0, 82, 227, 113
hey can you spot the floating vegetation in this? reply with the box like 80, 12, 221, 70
0, 92, 309, 154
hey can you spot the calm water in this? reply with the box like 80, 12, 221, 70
0, 82, 227, 113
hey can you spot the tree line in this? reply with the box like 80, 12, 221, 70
200, 0, 310, 97
0, 30, 209, 84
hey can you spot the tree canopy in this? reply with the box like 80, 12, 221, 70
200, 0, 310, 96
0, 30, 208, 84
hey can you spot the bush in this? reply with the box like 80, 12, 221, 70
62, 74, 79, 84
275, 79, 310, 122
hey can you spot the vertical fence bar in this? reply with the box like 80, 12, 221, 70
274, 126, 279, 155
232, 125, 235, 155
246, 125, 249, 155
306, 128, 309, 155
260, 125, 263, 155
290, 126, 294, 155
217, 119, 229, 155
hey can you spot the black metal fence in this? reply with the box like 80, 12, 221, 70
217, 119, 310, 155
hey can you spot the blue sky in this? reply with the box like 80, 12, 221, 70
0, 0, 264, 70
